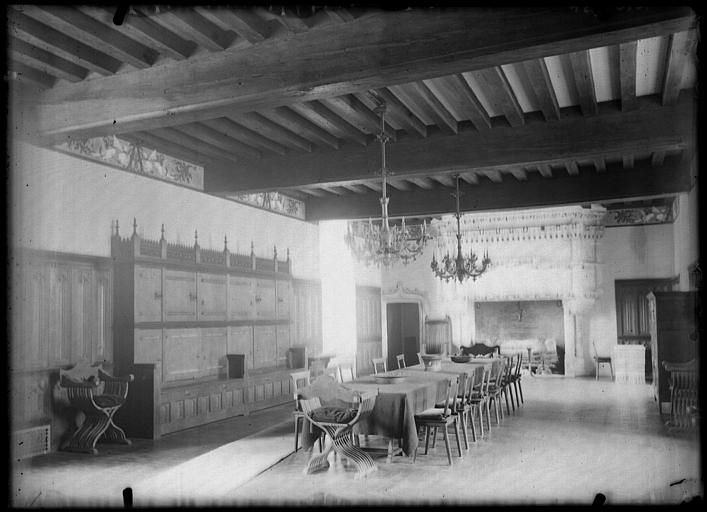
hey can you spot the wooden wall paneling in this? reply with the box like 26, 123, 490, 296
276, 324, 290, 367
276, 279, 291, 320
163, 269, 197, 322
228, 275, 256, 320
228, 325, 254, 371
134, 265, 163, 323
162, 328, 200, 382
94, 268, 112, 362
197, 272, 228, 321
48, 263, 72, 365
291, 280, 322, 355
355, 286, 382, 376
71, 265, 95, 362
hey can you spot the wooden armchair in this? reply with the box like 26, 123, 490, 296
300, 390, 378, 479
59, 363, 134, 454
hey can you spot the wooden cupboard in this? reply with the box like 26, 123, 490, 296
646, 291, 699, 413
111, 223, 297, 439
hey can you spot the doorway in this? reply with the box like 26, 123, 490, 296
386, 302, 420, 370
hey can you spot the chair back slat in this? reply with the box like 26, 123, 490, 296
441, 375, 459, 417
396, 354, 406, 369
339, 362, 355, 382
372, 357, 387, 374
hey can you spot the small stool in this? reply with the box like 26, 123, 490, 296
594, 356, 614, 381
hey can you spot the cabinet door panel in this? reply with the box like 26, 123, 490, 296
276, 325, 290, 367
163, 270, 197, 322
276, 280, 291, 320
163, 328, 200, 382
135, 328, 163, 364
228, 276, 255, 320
253, 325, 277, 368
197, 273, 227, 321
135, 266, 163, 323
228, 326, 254, 370
201, 328, 227, 378
255, 279, 276, 319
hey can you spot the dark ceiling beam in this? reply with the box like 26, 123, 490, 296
146, 8, 236, 51
368, 89, 427, 137
423, 74, 491, 131
519, 58, 561, 121
568, 50, 598, 116
662, 30, 696, 106
230, 112, 313, 153
194, 7, 276, 43
290, 101, 368, 146
305, 156, 692, 220
9, 61, 55, 89
259, 107, 340, 149
28, 6, 695, 140
406, 82, 458, 134
469, 67, 525, 127
204, 95, 694, 193
9, 36, 89, 82
619, 41, 638, 111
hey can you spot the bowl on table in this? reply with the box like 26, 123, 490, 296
374, 374, 406, 384
420, 354, 443, 371
450, 354, 472, 363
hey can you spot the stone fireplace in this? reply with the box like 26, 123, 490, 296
382, 205, 607, 377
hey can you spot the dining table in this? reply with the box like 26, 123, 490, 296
299, 369, 452, 457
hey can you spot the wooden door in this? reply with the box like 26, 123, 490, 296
255, 279, 277, 319
197, 272, 227, 321
356, 286, 382, 376
134, 265, 163, 323
228, 275, 255, 320
163, 270, 197, 322
276, 280, 291, 320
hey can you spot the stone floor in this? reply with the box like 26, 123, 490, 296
10, 376, 701, 507
231, 376, 701, 506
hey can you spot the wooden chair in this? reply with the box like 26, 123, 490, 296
485, 359, 506, 426
323, 365, 342, 383
371, 357, 387, 375
500, 354, 517, 414
592, 341, 614, 381
510, 352, 524, 405
339, 362, 356, 383
290, 370, 323, 452
663, 360, 699, 430
59, 362, 134, 454
413, 375, 462, 465
417, 352, 424, 365
396, 354, 406, 369
435, 370, 474, 450
468, 365, 491, 436
300, 390, 379, 479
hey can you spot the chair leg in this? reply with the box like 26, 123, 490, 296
494, 398, 501, 424
453, 419, 463, 457
504, 387, 511, 414
513, 381, 521, 406
609, 362, 614, 381
294, 416, 301, 452
431, 426, 438, 448
424, 426, 431, 455
595, 360, 599, 380
468, 408, 477, 443
459, 411, 469, 450
443, 426, 452, 465
518, 380, 524, 404
485, 401, 492, 431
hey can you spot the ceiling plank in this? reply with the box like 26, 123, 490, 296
204, 118, 287, 156
321, 94, 395, 140
9, 36, 88, 82
509, 168, 528, 181
407, 81, 459, 134
205, 95, 694, 193
174, 122, 263, 160
123, 131, 214, 167
388, 179, 412, 191
193, 7, 275, 43
483, 170, 503, 183
290, 101, 368, 146
361, 181, 382, 193
409, 177, 436, 190
520, 58, 561, 121
593, 158, 606, 172
30, 6, 696, 139
341, 183, 369, 194
306, 157, 692, 220
471, 67, 525, 127
460, 172, 479, 185
150, 127, 244, 163
76, 6, 196, 61
565, 161, 579, 176
8, 60, 55, 89
233, 112, 313, 153
424, 74, 492, 131
537, 164, 553, 178
8, 8, 122, 76
368, 89, 427, 137
622, 155, 635, 169
259, 107, 340, 149
619, 41, 638, 111
387, 84, 436, 127
255, 7, 309, 34
651, 150, 666, 166
432, 175, 455, 187
567, 50, 598, 116
662, 30, 695, 105
299, 187, 329, 198
19, 6, 159, 69
146, 8, 236, 51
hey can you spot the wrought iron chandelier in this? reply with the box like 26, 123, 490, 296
344, 94, 430, 267
431, 175, 491, 283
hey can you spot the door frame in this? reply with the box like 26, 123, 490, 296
381, 298, 423, 363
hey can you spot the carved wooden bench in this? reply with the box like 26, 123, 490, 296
59, 362, 134, 454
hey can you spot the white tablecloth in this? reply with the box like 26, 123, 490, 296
612, 344, 646, 384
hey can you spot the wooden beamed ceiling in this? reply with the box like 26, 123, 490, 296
8, 6, 699, 221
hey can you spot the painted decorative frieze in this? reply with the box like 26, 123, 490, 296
226, 192, 306, 220
605, 200, 676, 227
57, 136, 204, 189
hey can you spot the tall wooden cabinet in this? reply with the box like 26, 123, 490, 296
111, 224, 297, 438
646, 291, 699, 412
